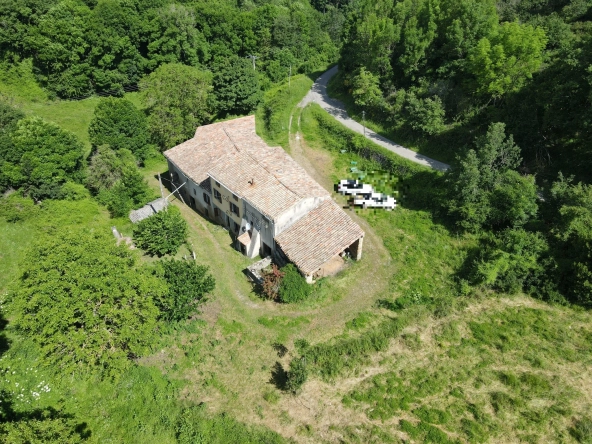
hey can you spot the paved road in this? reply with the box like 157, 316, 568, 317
299, 65, 450, 172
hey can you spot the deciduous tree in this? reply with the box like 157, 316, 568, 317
0, 116, 85, 200
154, 259, 215, 322
140, 63, 213, 150
7, 229, 165, 375
133, 206, 188, 256
88, 98, 150, 161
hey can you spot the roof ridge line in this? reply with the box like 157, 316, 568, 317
221, 125, 304, 199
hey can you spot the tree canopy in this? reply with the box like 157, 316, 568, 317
0, 116, 85, 200
86, 146, 154, 217
88, 97, 150, 161
140, 63, 213, 150
154, 259, 215, 322
448, 122, 537, 231
133, 205, 188, 257
7, 229, 165, 375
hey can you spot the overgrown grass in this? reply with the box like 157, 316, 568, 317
255, 74, 313, 149
342, 305, 592, 442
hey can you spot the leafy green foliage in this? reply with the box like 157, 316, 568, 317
86, 146, 154, 217
547, 175, 592, 306
141, 63, 213, 150
88, 98, 151, 161
176, 404, 286, 444
0, 194, 39, 223
467, 21, 547, 99
0, 102, 24, 192
278, 264, 311, 303
155, 259, 215, 322
405, 93, 446, 136
133, 206, 188, 257
352, 67, 383, 108
0, 415, 88, 444
285, 356, 308, 394
448, 122, 537, 231
212, 56, 262, 116
0, 116, 85, 200
7, 229, 165, 375
471, 228, 549, 294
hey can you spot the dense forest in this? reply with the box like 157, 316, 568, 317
0, 0, 591, 442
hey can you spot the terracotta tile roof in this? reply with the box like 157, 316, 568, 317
163, 115, 329, 219
237, 231, 251, 246
208, 151, 299, 220
274, 200, 365, 275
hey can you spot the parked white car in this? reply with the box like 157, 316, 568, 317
353, 192, 397, 210
336, 179, 374, 196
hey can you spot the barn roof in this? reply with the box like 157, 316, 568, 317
274, 199, 364, 275
163, 115, 329, 220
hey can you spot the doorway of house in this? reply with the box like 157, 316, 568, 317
189, 196, 196, 209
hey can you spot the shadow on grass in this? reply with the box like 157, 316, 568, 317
272, 343, 288, 358
269, 362, 288, 391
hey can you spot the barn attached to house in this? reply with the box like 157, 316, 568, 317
163, 115, 364, 283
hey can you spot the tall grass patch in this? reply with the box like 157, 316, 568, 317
255, 75, 313, 148
342, 305, 592, 443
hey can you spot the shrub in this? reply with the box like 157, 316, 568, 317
0, 194, 39, 222
133, 206, 188, 257
176, 405, 286, 444
0, 415, 89, 444
286, 356, 308, 394
154, 259, 215, 322
472, 228, 549, 294
58, 182, 90, 201
279, 264, 311, 303
261, 264, 285, 300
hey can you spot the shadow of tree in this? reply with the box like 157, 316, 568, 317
272, 343, 288, 358
269, 361, 288, 391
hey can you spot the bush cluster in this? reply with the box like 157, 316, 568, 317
133, 206, 188, 257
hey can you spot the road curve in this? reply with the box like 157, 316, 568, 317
299, 65, 450, 172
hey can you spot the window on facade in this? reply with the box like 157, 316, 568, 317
214, 207, 220, 218
233, 194, 238, 201
230, 202, 240, 217
214, 189, 222, 202
233, 221, 240, 233
203, 193, 211, 205
215, 181, 220, 187
193, 188, 196, 196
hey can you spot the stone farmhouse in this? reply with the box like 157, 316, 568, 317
163, 115, 364, 283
